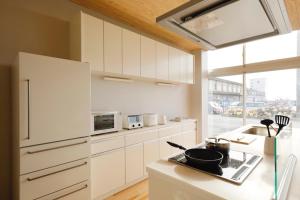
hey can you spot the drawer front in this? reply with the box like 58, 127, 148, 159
36, 181, 89, 200
125, 129, 158, 146
158, 125, 181, 138
91, 136, 124, 155
182, 122, 196, 132
20, 137, 89, 175
20, 158, 89, 200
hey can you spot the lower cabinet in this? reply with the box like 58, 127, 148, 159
171, 133, 185, 154
125, 143, 144, 183
184, 131, 197, 148
91, 148, 125, 199
144, 139, 160, 175
159, 136, 173, 159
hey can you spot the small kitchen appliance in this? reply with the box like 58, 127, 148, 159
123, 114, 143, 129
143, 113, 158, 127
91, 111, 122, 135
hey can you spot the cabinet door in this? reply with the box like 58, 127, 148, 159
172, 133, 185, 154
156, 42, 169, 80
168, 47, 181, 82
141, 36, 156, 78
125, 143, 144, 183
19, 53, 90, 147
159, 136, 173, 159
144, 139, 159, 175
187, 54, 194, 84
184, 131, 197, 149
180, 52, 187, 83
81, 12, 103, 72
91, 148, 125, 199
104, 21, 122, 74
123, 29, 140, 76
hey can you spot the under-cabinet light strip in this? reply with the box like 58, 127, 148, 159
103, 76, 134, 83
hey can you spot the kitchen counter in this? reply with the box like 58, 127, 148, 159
147, 127, 300, 200
90, 119, 197, 141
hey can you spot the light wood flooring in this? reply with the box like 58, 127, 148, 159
105, 179, 149, 200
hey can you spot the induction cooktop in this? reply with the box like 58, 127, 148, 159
169, 149, 262, 184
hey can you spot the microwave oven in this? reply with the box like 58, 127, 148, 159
91, 111, 122, 135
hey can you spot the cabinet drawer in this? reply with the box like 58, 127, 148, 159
35, 181, 89, 200
158, 125, 181, 138
20, 158, 89, 200
20, 137, 89, 175
182, 122, 197, 132
91, 136, 124, 155
125, 130, 158, 146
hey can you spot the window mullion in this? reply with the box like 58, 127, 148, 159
242, 44, 246, 125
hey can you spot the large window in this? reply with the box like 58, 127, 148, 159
205, 31, 300, 137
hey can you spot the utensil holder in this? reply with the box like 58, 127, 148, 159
264, 136, 276, 155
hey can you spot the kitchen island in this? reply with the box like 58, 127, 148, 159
147, 126, 299, 200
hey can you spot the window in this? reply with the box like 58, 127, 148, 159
208, 75, 243, 137
245, 69, 299, 127
207, 44, 243, 70
246, 32, 298, 64
205, 31, 300, 138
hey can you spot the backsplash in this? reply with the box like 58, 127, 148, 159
91, 75, 192, 118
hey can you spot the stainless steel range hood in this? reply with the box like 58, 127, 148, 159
157, 0, 292, 49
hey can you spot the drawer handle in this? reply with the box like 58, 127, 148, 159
27, 140, 88, 154
52, 184, 88, 200
27, 161, 88, 181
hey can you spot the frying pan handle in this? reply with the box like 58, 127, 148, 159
166, 141, 186, 150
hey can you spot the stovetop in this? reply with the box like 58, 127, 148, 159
168, 149, 262, 184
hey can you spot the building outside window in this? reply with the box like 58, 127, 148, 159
205, 31, 300, 137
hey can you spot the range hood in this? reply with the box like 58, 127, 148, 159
157, 0, 292, 49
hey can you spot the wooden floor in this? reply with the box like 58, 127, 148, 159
105, 180, 149, 200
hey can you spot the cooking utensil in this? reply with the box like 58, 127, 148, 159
205, 138, 230, 155
260, 119, 274, 137
275, 115, 290, 135
166, 141, 223, 166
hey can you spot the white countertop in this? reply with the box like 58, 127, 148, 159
147, 126, 300, 200
90, 119, 197, 141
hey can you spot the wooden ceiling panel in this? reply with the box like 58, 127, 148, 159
71, 0, 201, 52
285, 0, 300, 29
71, 0, 300, 52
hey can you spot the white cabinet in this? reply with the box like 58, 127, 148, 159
180, 52, 187, 83
141, 36, 156, 78
168, 47, 181, 82
91, 149, 125, 199
184, 131, 197, 148
171, 133, 185, 154
144, 139, 159, 175
15, 53, 90, 147
125, 143, 144, 183
123, 29, 141, 76
159, 136, 173, 159
104, 21, 122, 74
156, 42, 169, 80
81, 12, 103, 72
187, 53, 194, 84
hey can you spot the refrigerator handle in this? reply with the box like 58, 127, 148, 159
25, 79, 30, 140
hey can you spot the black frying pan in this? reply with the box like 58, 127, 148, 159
167, 141, 223, 166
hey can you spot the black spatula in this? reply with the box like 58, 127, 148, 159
275, 115, 290, 135
260, 119, 274, 137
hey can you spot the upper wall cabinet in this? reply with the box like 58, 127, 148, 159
123, 29, 141, 76
104, 21, 123, 74
156, 42, 169, 80
141, 36, 156, 78
169, 47, 181, 82
71, 12, 195, 84
70, 12, 103, 72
